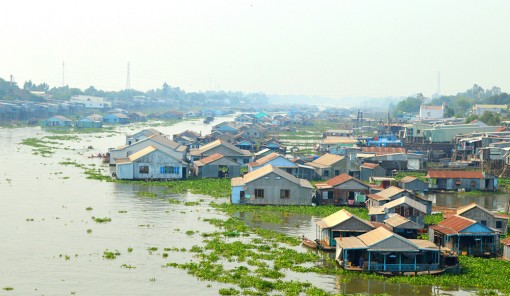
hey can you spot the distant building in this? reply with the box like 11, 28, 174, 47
42, 115, 72, 127
473, 104, 507, 116
70, 95, 111, 109
75, 114, 103, 128
419, 104, 445, 119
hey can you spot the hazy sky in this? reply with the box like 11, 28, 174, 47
1, 0, 509, 98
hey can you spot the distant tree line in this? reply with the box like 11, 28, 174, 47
0, 77, 269, 106
391, 84, 510, 118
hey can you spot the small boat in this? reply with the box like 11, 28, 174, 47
301, 237, 318, 249
203, 116, 214, 124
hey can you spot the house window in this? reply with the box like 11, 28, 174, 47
335, 170, 340, 176
243, 158, 250, 164
255, 189, 264, 198
470, 180, 476, 187
481, 220, 487, 226
276, 176, 281, 180
280, 189, 290, 199
161, 166, 179, 174
496, 221, 502, 228
139, 166, 149, 174
455, 179, 461, 186
324, 170, 330, 177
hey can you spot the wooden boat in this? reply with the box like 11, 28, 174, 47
301, 237, 318, 249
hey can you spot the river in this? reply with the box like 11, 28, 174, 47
0, 117, 500, 295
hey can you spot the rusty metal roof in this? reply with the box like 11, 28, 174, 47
362, 147, 406, 155
429, 215, 476, 235
426, 170, 484, 179
194, 153, 226, 166
501, 237, 510, 246
360, 162, 380, 169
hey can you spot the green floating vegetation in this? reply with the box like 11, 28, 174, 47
127, 247, 133, 253
43, 135, 79, 141
121, 264, 136, 269
92, 216, 112, 223
184, 201, 200, 206
3, 287, 13, 291
19, 137, 58, 157
394, 171, 427, 181
137, 191, 158, 198
212, 202, 369, 222
103, 249, 120, 260
85, 207, 93, 211
425, 212, 444, 225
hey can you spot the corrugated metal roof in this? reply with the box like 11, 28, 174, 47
311, 153, 344, 166
194, 153, 226, 166
360, 163, 379, 169
501, 237, 510, 246
233, 165, 312, 188
384, 214, 422, 229
149, 135, 181, 149
190, 139, 251, 156
369, 206, 385, 215
400, 176, 418, 183
426, 170, 484, 179
362, 147, 406, 155
231, 177, 244, 187
335, 237, 367, 249
376, 186, 405, 199
248, 152, 280, 166
316, 209, 373, 229
410, 239, 438, 250
325, 174, 352, 186
358, 227, 394, 246
383, 196, 427, 214
456, 202, 507, 219
430, 215, 476, 234
128, 145, 157, 161
366, 193, 390, 201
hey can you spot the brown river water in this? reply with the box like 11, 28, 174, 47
0, 117, 500, 295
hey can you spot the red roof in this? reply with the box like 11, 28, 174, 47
360, 163, 379, 169
426, 170, 484, 179
199, 153, 224, 165
325, 174, 352, 186
495, 126, 508, 132
362, 147, 406, 155
429, 215, 475, 235
502, 237, 510, 246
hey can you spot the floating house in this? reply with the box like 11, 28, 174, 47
455, 203, 508, 235
189, 139, 252, 165
426, 170, 497, 191
398, 176, 429, 192
360, 163, 387, 181
314, 174, 370, 206
104, 113, 130, 124
247, 153, 298, 175
365, 186, 432, 214
383, 214, 422, 239
305, 153, 356, 180
109, 135, 186, 166
75, 114, 103, 128
335, 227, 440, 273
502, 237, 510, 261
126, 129, 163, 145
230, 165, 313, 205
193, 153, 241, 178
115, 146, 188, 180
316, 209, 374, 250
429, 215, 500, 257
368, 196, 428, 226
42, 115, 72, 127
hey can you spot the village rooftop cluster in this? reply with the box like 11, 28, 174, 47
82, 104, 510, 276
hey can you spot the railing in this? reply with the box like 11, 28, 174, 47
366, 263, 439, 272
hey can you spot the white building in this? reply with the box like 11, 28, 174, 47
472, 104, 507, 116
70, 95, 111, 109
419, 104, 445, 119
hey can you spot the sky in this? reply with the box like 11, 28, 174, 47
1, 0, 509, 98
